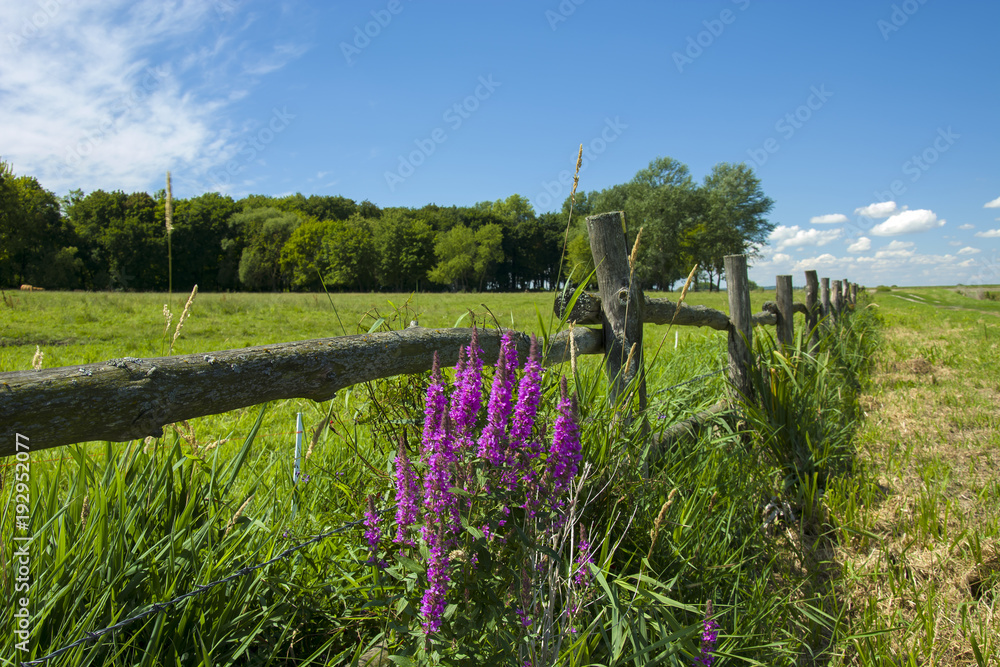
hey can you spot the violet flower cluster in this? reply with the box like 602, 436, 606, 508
376, 329, 585, 636
694, 600, 720, 667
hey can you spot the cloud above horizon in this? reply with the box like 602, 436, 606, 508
0, 1, 305, 195
769, 225, 842, 251
985, 196, 1000, 208
871, 209, 945, 236
810, 213, 848, 224
975, 229, 1000, 238
847, 236, 871, 253
854, 201, 897, 218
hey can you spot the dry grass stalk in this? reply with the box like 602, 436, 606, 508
623, 342, 638, 377
80, 494, 91, 528
647, 488, 678, 559
31, 345, 43, 370
165, 171, 173, 234
570, 143, 583, 205
162, 304, 173, 339
224, 495, 254, 539
569, 322, 578, 377
669, 263, 699, 328
170, 284, 198, 353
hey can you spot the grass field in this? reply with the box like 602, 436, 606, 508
1, 285, 997, 665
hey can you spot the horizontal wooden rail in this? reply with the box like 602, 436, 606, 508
553, 292, 806, 329
0, 325, 601, 455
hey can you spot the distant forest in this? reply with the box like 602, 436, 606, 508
0, 157, 774, 293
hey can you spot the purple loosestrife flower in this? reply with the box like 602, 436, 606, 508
422, 353, 449, 464
364, 495, 381, 555
573, 526, 593, 588
694, 600, 720, 667
393, 433, 420, 545
477, 331, 518, 466
420, 531, 451, 633
508, 335, 542, 489
422, 411, 461, 536
548, 376, 582, 495
450, 327, 483, 453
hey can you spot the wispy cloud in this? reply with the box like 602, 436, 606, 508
0, 0, 304, 196
810, 213, 848, 224
958, 246, 981, 255
871, 209, 944, 236
975, 229, 1000, 238
958, 223, 975, 230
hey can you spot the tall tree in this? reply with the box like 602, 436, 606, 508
699, 162, 775, 290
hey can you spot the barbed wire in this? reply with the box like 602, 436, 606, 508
21, 518, 365, 667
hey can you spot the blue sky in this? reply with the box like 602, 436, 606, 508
1, 0, 998, 287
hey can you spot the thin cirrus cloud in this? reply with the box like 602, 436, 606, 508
769, 225, 842, 251
984, 196, 1000, 208
854, 201, 897, 218
0, 0, 303, 195
871, 209, 945, 236
958, 224, 975, 230
810, 213, 849, 224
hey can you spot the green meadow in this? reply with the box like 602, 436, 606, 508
1, 285, 996, 665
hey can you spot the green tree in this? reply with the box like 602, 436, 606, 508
231, 207, 302, 291
698, 162, 775, 290
371, 210, 435, 291
0, 170, 78, 288
170, 192, 239, 291
321, 214, 378, 291
428, 223, 505, 291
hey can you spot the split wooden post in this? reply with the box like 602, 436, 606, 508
805, 270, 819, 350
831, 280, 842, 323
821, 277, 831, 324
775, 275, 794, 347
585, 211, 646, 415
852, 283, 858, 304
724, 254, 753, 403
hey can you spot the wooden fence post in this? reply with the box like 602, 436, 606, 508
724, 254, 753, 402
775, 275, 794, 347
586, 211, 646, 414
821, 277, 831, 324
805, 270, 819, 350
852, 283, 858, 304
831, 280, 841, 323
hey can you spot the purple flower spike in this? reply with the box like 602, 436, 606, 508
420, 533, 451, 633
508, 335, 542, 488
450, 327, 483, 452
422, 353, 448, 463
393, 433, 420, 545
574, 526, 593, 587
477, 332, 517, 466
694, 600, 720, 667
548, 376, 582, 494
364, 495, 381, 555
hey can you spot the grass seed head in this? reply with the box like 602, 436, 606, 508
31, 345, 43, 370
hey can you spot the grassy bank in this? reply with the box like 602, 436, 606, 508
1, 287, 893, 665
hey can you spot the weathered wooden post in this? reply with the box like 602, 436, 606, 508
805, 270, 819, 350
831, 280, 842, 323
852, 283, 858, 305
586, 211, 646, 414
775, 275, 794, 347
724, 254, 753, 402
821, 277, 831, 325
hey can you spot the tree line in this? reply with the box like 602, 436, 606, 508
0, 157, 773, 293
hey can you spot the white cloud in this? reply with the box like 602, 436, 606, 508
958, 224, 975, 230
791, 253, 846, 273
871, 209, 945, 236
957, 247, 981, 255
874, 240, 915, 260
0, 1, 305, 196
769, 225, 842, 251
854, 201, 897, 218
847, 237, 871, 253
810, 213, 848, 224
948, 241, 962, 246
887, 240, 914, 250
975, 229, 1000, 238
771, 253, 791, 264
984, 196, 1000, 208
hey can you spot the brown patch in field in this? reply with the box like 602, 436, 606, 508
831, 323, 1000, 664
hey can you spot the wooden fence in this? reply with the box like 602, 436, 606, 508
0, 211, 861, 457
